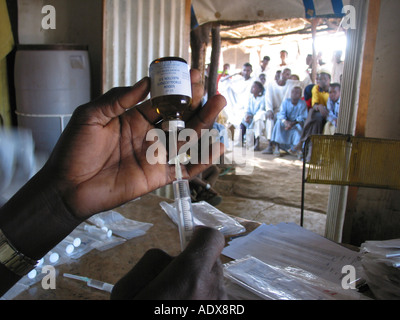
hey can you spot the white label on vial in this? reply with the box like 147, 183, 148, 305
150, 60, 192, 98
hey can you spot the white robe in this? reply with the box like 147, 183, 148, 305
219, 75, 254, 127
264, 79, 302, 139
241, 94, 267, 140
331, 61, 344, 84
271, 98, 308, 151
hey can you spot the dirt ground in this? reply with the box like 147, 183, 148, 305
212, 144, 331, 235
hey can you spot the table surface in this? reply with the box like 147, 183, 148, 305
14, 193, 260, 300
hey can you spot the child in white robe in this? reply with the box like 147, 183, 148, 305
239, 81, 266, 150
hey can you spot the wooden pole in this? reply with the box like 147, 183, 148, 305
311, 18, 320, 84
354, 0, 381, 138
343, 0, 381, 244
190, 23, 212, 84
208, 24, 221, 99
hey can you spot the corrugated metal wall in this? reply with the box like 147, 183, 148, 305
325, 0, 369, 242
103, 0, 190, 92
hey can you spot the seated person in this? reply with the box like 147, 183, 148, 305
264, 69, 293, 140
269, 87, 307, 156
239, 81, 266, 150
295, 71, 331, 157
323, 83, 341, 135
262, 68, 303, 154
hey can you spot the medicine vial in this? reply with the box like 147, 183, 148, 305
149, 57, 192, 131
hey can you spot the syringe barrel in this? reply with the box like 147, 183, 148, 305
173, 179, 194, 250
173, 179, 191, 199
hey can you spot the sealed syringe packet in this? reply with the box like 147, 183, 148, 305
88, 210, 153, 240
223, 256, 367, 300
160, 200, 246, 236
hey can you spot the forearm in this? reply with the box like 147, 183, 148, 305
0, 167, 83, 295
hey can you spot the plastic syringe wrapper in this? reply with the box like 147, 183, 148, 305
160, 200, 245, 236
172, 179, 194, 250
224, 256, 367, 300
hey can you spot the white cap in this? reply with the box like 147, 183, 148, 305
73, 237, 81, 247
27, 269, 37, 279
65, 244, 74, 254
65, 235, 82, 247
49, 252, 59, 264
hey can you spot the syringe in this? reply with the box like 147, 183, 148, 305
63, 273, 114, 293
170, 129, 195, 251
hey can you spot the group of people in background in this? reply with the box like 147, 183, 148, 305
192, 50, 343, 205
216, 49, 343, 160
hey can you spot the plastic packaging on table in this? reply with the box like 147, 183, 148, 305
224, 256, 367, 300
360, 239, 400, 300
88, 210, 153, 240
1, 214, 148, 299
160, 200, 246, 236
224, 256, 332, 300
75, 223, 126, 252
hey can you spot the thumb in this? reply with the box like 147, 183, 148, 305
111, 248, 173, 300
79, 77, 150, 126
180, 226, 225, 271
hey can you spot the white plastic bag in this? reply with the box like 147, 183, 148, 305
0, 128, 35, 202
